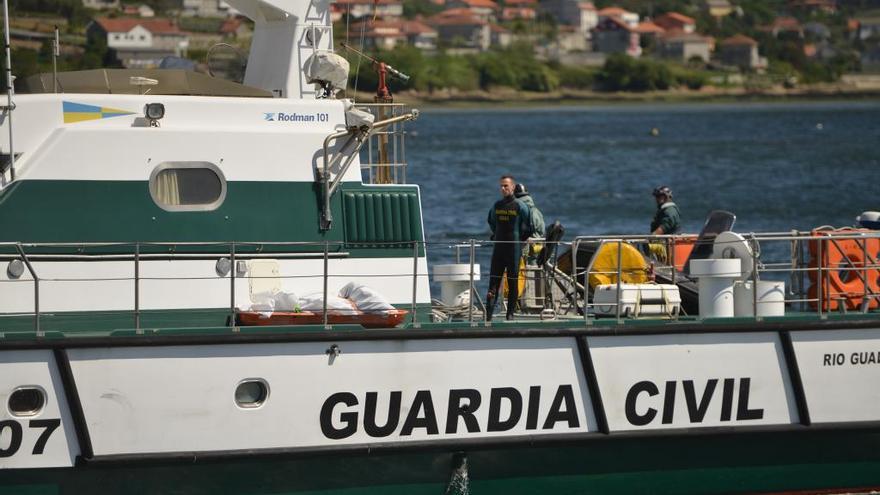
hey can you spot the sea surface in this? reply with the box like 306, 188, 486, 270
399, 101, 880, 276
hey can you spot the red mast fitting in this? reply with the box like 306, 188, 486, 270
339, 42, 410, 103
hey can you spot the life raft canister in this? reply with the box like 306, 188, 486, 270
807, 229, 880, 311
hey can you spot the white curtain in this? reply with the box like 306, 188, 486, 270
154, 170, 181, 206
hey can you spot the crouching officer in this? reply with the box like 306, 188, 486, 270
487, 175, 532, 321
648, 185, 681, 262
514, 183, 546, 259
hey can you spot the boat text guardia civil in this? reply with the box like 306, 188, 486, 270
2, 0, 880, 493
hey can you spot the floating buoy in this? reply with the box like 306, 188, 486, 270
650, 127, 660, 136
816, 123, 824, 130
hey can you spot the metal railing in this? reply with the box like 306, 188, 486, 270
0, 230, 879, 334
357, 103, 410, 185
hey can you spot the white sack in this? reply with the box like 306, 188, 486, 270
339, 282, 395, 313
299, 292, 359, 314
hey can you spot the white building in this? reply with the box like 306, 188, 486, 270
332, 0, 403, 20
597, 6, 638, 28
89, 18, 190, 69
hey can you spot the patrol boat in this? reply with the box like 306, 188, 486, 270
2, 0, 880, 492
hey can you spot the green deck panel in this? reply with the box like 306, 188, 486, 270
2, 429, 880, 494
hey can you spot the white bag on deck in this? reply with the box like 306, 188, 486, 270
299, 292, 359, 314
339, 282, 395, 313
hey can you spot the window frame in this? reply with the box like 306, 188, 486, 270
148, 161, 228, 212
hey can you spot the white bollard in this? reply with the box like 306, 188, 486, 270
433, 264, 481, 306
734, 281, 786, 317
689, 258, 742, 318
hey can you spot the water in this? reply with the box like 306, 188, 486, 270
402, 101, 880, 279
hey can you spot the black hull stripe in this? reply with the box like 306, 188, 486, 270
82, 421, 880, 466
53, 348, 94, 461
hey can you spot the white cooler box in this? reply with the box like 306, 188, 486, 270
593, 283, 681, 318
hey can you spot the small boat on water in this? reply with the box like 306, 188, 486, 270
2, 0, 880, 493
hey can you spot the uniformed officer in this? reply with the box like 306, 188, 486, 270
650, 186, 681, 235
648, 186, 681, 262
486, 175, 532, 321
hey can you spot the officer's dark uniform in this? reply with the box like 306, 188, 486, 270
487, 195, 531, 321
651, 201, 682, 235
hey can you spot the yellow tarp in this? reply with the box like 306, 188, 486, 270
588, 243, 649, 288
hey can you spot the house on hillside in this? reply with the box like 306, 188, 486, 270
122, 4, 155, 17
429, 11, 491, 52
855, 17, 880, 41
592, 16, 640, 56
333, 0, 404, 21
657, 32, 713, 62
787, 0, 836, 15
445, 0, 499, 22
635, 20, 665, 43
350, 19, 438, 50
653, 12, 695, 34
703, 0, 732, 20
556, 25, 588, 51
597, 6, 638, 28
761, 17, 804, 38
88, 17, 189, 69
720, 34, 763, 70
501, 0, 537, 22
490, 23, 511, 48
182, 0, 237, 18
541, 0, 597, 34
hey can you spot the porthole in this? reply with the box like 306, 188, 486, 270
235, 379, 269, 409
8, 387, 46, 417
149, 161, 227, 212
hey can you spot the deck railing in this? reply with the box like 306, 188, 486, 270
356, 103, 410, 185
0, 230, 879, 334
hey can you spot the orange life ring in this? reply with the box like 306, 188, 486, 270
808, 229, 880, 311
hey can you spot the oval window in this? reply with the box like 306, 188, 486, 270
149, 162, 226, 211
235, 379, 269, 409
8, 387, 46, 417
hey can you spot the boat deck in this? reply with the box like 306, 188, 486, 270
1, 309, 879, 347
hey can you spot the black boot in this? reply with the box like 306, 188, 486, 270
485, 293, 495, 322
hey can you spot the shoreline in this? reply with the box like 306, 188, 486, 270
350, 85, 880, 108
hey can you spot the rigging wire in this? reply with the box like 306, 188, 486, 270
352, 16, 367, 104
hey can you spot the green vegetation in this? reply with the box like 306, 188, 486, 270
10, 0, 93, 30
347, 45, 714, 94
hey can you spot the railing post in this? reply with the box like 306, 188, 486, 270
411, 240, 419, 327
861, 237, 869, 313
230, 241, 236, 326
15, 244, 39, 335
134, 242, 141, 333
751, 235, 760, 321
670, 236, 676, 285
817, 237, 824, 319
468, 239, 475, 325
583, 246, 590, 326
323, 241, 330, 329
615, 240, 623, 324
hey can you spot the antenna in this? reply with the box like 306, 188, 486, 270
2, 0, 15, 181
52, 25, 60, 93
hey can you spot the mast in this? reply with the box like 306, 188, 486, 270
2, 0, 15, 180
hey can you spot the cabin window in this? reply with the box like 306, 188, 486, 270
235, 379, 269, 409
149, 162, 226, 212
8, 387, 46, 417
